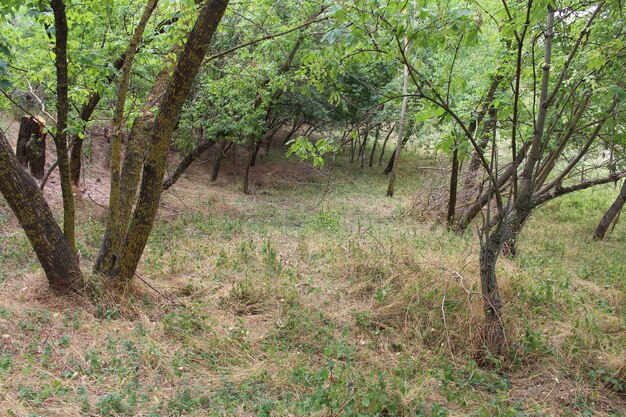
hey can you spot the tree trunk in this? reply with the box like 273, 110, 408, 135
163, 138, 216, 190
368, 124, 380, 167
387, 57, 409, 197
383, 150, 395, 175
243, 133, 256, 194
349, 137, 355, 163
378, 123, 395, 165
594, 180, 625, 240
95, 2, 170, 276
100, 0, 159, 274
16, 116, 46, 180
479, 205, 530, 355
211, 140, 230, 181
96, 0, 230, 280
359, 126, 369, 169
446, 146, 459, 227
69, 92, 101, 186
67, 2, 198, 186
479, 227, 506, 356
0, 129, 83, 291
51, 0, 77, 255
250, 140, 262, 167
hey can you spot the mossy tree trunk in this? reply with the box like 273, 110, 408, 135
96, 0, 230, 280
96, 0, 159, 274
51, 0, 77, 255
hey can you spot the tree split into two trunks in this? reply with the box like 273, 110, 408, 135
97, 0, 160, 279
94, 0, 230, 280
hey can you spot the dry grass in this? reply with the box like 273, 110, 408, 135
0, 134, 625, 416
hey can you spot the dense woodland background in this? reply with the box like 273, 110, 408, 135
0, 0, 624, 415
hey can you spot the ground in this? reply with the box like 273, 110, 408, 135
0, 122, 625, 416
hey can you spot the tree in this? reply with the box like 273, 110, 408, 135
95, 0, 230, 280
0, 129, 83, 291
594, 180, 625, 240
386, 53, 409, 197
0, 0, 231, 288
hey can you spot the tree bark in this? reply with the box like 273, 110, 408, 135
0, 129, 83, 291
51, 0, 77, 255
594, 180, 625, 240
478, 207, 529, 354
68, 1, 202, 186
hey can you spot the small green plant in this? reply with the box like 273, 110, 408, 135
309, 209, 342, 232
163, 309, 210, 339
96, 392, 128, 416
0, 354, 12, 374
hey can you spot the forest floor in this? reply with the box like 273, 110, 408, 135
0, 123, 625, 416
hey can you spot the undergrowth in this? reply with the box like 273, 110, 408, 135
0, 150, 624, 416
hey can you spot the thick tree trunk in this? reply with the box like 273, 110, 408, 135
479, 228, 506, 356
51, 0, 77, 255
446, 146, 459, 227
0, 130, 83, 291
479, 205, 529, 355
16, 116, 46, 179
594, 180, 625, 240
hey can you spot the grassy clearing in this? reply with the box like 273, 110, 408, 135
0, 149, 624, 416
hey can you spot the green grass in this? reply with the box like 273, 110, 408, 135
0, 149, 624, 416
